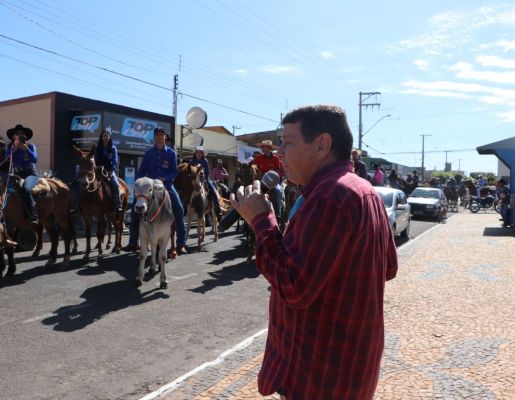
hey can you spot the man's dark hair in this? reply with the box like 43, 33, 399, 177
281, 105, 353, 160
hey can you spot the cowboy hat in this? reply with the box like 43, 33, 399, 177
7, 124, 33, 141
194, 145, 208, 156
256, 139, 278, 149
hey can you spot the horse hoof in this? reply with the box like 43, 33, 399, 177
72, 247, 78, 255
32, 250, 40, 257
45, 258, 56, 266
106, 244, 111, 250
82, 254, 89, 262
134, 280, 142, 288
160, 282, 167, 289
62, 256, 71, 267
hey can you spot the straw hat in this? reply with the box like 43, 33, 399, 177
256, 139, 278, 150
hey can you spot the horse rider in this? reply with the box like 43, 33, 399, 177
252, 139, 283, 219
6, 124, 39, 225
477, 174, 487, 197
123, 127, 188, 255
412, 170, 420, 188
189, 146, 223, 220
212, 158, 229, 185
0, 137, 9, 182
94, 127, 122, 214
387, 169, 402, 189
371, 163, 384, 186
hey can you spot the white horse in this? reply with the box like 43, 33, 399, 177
133, 177, 174, 289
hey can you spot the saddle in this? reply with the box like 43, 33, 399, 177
31, 178, 64, 199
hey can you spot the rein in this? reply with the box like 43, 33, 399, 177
137, 191, 167, 223
79, 168, 102, 192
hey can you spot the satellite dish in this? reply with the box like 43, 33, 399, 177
186, 107, 208, 129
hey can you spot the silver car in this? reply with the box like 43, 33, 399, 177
374, 187, 411, 239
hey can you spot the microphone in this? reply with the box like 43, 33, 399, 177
218, 170, 281, 232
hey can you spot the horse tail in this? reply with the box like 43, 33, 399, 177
219, 197, 231, 213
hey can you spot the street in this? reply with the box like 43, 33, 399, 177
0, 218, 439, 400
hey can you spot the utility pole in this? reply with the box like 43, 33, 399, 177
420, 134, 432, 179
358, 91, 382, 150
232, 125, 241, 135
172, 74, 178, 120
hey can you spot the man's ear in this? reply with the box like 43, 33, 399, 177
314, 133, 333, 159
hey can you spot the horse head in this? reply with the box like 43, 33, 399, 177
175, 163, 202, 209
133, 177, 155, 215
195, 168, 206, 193
240, 163, 260, 186
76, 145, 97, 189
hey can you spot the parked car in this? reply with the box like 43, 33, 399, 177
408, 187, 447, 221
374, 186, 411, 239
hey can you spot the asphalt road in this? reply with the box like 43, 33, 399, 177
0, 217, 440, 400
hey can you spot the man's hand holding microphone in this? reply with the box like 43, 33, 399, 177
217, 170, 280, 232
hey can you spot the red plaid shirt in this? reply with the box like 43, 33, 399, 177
252, 160, 398, 399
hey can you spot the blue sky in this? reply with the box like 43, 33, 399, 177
2, 0, 515, 175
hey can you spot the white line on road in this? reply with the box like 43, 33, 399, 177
169, 273, 198, 281
139, 328, 268, 400
22, 303, 91, 323
397, 218, 447, 252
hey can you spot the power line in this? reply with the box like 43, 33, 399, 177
0, 33, 279, 123
3, 0, 290, 107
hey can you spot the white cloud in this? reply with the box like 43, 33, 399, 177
492, 39, 515, 52
320, 51, 334, 59
234, 69, 249, 76
259, 65, 296, 74
413, 60, 429, 70
450, 61, 515, 84
401, 88, 472, 99
476, 55, 515, 69
496, 109, 515, 121
398, 5, 515, 55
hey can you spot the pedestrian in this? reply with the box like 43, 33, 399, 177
123, 127, 188, 255
351, 149, 368, 179
212, 158, 229, 184
371, 163, 384, 186
230, 104, 398, 399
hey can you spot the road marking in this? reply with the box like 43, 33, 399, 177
397, 218, 448, 252
22, 303, 91, 323
139, 328, 268, 400
169, 273, 198, 281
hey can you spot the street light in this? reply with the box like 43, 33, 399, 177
361, 114, 391, 138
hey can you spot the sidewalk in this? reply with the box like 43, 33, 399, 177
151, 211, 515, 400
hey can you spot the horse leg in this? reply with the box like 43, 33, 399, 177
5, 247, 15, 277
136, 231, 148, 287
96, 215, 104, 258
83, 215, 92, 261
0, 249, 5, 279
149, 239, 158, 275
159, 231, 170, 289
55, 213, 71, 267
32, 223, 43, 257
106, 219, 112, 250
197, 213, 203, 251
211, 208, 218, 242
111, 216, 122, 254
43, 219, 58, 266
168, 222, 176, 260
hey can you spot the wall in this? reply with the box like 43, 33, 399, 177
0, 95, 53, 173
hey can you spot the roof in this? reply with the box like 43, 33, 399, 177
202, 126, 232, 135
477, 136, 515, 155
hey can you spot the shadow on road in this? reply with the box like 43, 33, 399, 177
41, 280, 169, 332
483, 226, 514, 237
188, 260, 260, 294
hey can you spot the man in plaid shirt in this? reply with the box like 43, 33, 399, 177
231, 105, 398, 399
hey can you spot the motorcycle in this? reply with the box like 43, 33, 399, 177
468, 195, 501, 213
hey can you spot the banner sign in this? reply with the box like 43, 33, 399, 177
70, 111, 173, 153
124, 166, 136, 203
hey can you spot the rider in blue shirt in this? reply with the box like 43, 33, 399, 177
6, 124, 39, 224
189, 146, 223, 220
124, 127, 187, 255
94, 128, 122, 213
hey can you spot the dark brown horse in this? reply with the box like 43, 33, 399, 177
4, 175, 72, 267
73, 146, 129, 260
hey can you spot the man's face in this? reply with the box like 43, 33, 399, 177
351, 151, 358, 161
278, 122, 317, 186
154, 132, 166, 147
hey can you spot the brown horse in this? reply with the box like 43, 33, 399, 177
73, 146, 129, 260
4, 175, 72, 267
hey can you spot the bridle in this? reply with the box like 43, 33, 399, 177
136, 191, 167, 223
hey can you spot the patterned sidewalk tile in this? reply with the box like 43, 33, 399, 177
157, 213, 515, 399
